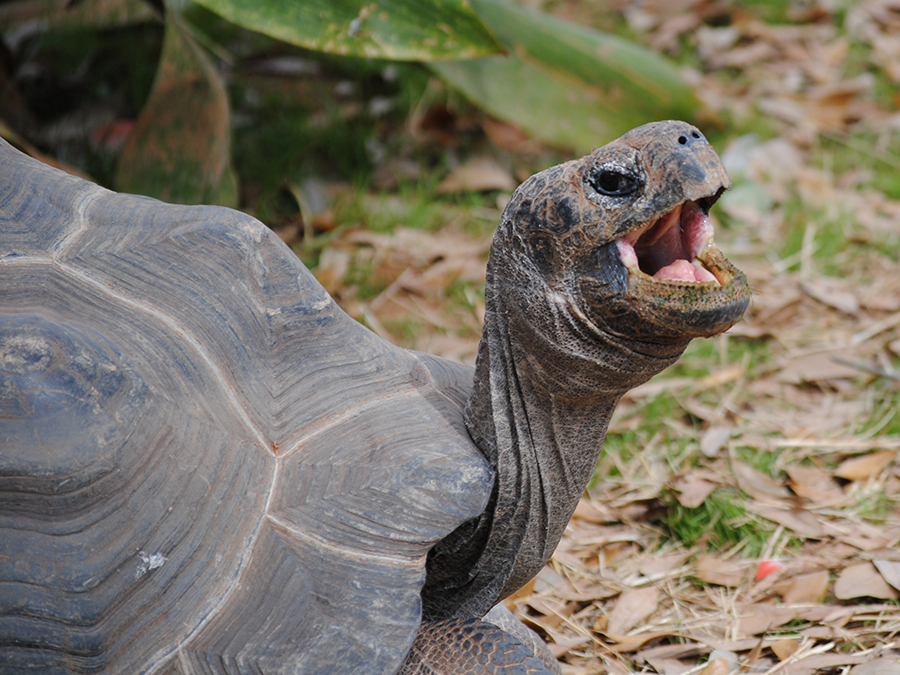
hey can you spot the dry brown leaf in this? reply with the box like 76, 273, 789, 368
544, 634, 591, 660
313, 248, 351, 294
801, 278, 860, 315
780, 652, 873, 675
700, 426, 732, 458
873, 559, 900, 593
746, 504, 825, 538
695, 557, 745, 587
736, 604, 799, 637
672, 476, 719, 508
699, 658, 729, 675
785, 464, 846, 506
436, 156, 516, 194
838, 523, 895, 552
638, 552, 691, 578
834, 563, 900, 600
572, 499, 617, 524
848, 656, 900, 675
771, 638, 800, 661
834, 451, 896, 481
607, 586, 660, 635
777, 351, 863, 384
732, 461, 791, 502
605, 631, 672, 653
637, 643, 708, 665
646, 657, 692, 675
781, 570, 830, 604
699, 364, 746, 389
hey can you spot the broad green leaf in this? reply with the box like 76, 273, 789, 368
433, 0, 701, 151
114, 15, 237, 206
435, 56, 620, 151
190, 0, 503, 61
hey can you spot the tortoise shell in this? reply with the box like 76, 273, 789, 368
0, 139, 491, 674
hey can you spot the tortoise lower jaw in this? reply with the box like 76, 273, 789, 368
616, 200, 734, 286
623, 245, 750, 339
604, 199, 750, 339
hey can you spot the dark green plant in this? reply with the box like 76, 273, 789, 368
0, 0, 702, 204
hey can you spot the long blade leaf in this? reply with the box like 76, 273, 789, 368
190, 0, 503, 61
434, 0, 701, 150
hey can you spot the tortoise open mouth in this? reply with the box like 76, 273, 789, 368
615, 199, 733, 286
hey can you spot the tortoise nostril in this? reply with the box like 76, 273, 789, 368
678, 130, 704, 146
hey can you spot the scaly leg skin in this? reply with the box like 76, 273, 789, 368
400, 608, 561, 675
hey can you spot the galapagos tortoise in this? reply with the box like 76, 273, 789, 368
0, 121, 750, 674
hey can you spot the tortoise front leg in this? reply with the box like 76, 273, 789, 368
400, 609, 561, 675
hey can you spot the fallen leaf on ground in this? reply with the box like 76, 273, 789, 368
801, 278, 859, 314
781, 570, 829, 604
436, 156, 516, 194
848, 655, 900, 675
695, 557, 745, 587
737, 604, 799, 637
646, 656, 693, 675
785, 464, 847, 506
700, 426, 732, 458
780, 652, 873, 675
834, 451, 896, 481
672, 475, 718, 508
873, 559, 900, 593
638, 552, 691, 578
607, 586, 660, 636
777, 351, 863, 384
834, 563, 900, 600
699, 658, 729, 675
747, 503, 826, 538
732, 461, 791, 502
605, 631, 672, 653
771, 638, 800, 661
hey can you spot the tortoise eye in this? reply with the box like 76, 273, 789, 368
590, 169, 640, 197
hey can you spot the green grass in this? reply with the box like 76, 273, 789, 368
859, 386, 900, 436
663, 488, 771, 557
855, 487, 896, 524
599, 393, 693, 476
733, 445, 782, 478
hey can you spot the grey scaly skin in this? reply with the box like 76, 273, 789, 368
404, 121, 749, 673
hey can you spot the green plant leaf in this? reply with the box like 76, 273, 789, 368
189, 0, 503, 61
114, 14, 237, 206
433, 0, 701, 150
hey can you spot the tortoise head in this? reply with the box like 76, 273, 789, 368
493, 120, 750, 348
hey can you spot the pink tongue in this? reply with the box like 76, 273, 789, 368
653, 259, 718, 283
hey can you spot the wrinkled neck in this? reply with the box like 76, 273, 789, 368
421, 261, 688, 621
467, 267, 688, 584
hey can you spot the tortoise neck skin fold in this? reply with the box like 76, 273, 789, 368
421, 121, 750, 621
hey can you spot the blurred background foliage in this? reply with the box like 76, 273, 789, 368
0, 0, 700, 217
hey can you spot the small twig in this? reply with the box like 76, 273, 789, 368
771, 437, 900, 450
852, 310, 900, 345
759, 639, 834, 675
800, 221, 817, 279
831, 355, 900, 382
